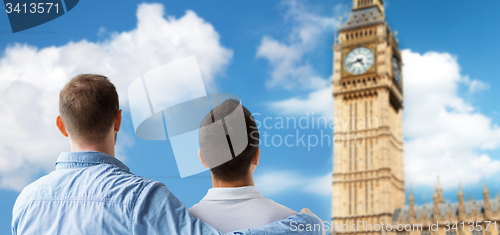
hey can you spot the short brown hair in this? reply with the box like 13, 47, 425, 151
59, 74, 119, 143
200, 99, 259, 182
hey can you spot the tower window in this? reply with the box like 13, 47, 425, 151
369, 100, 373, 129
349, 144, 352, 171
365, 185, 368, 213
350, 103, 353, 131
354, 145, 357, 171
355, 102, 358, 131
365, 142, 368, 170
370, 140, 373, 166
370, 182, 374, 213
365, 101, 367, 129
349, 187, 352, 215
354, 187, 357, 214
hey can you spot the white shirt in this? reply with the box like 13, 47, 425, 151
189, 186, 297, 233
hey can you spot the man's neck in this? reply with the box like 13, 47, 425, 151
212, 176, 254, 188
70, 139, 115, 157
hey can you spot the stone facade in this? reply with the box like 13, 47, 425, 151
332, 0, 405, 234
332, 2, 499, 235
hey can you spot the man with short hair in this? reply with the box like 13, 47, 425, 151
11, 74, 321, 234
189, 99, 298, 233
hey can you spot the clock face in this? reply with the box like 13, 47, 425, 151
344, 47, 374, 75
392, 56, 401, 83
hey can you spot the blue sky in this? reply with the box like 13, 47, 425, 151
1, 0, 500, 233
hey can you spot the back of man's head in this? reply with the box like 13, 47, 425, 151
200, 99, 259, 182
59, 74, 119, 145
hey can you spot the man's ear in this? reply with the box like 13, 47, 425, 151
252, 148, 260, 166
114, 110, 122, 132
56, 116, 69, 137
198, 149, 209, 168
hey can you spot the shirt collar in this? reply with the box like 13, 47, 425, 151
55, 151, 130, 172
201, 186, 264, 201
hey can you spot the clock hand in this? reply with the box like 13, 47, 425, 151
347, 58, 363, 66
347, 60, 358, 66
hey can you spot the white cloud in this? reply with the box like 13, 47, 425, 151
269, 86, 333, 117
256, 0, 344, 90
466, 78, 490, 93
0, 3, 232, 191
255, 170, 331, 196
257, 0, 345, 117
402, 49, 500, 189
269, 50, 500, 190
256, 1, 500, 196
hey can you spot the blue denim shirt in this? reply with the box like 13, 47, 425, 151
12, 151, 322, 234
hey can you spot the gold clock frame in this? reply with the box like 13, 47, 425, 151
342, 43, 376, 78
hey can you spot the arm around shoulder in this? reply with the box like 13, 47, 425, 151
131, 181, 222, 235
225, 212, 324, 235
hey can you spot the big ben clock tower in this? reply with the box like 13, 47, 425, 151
332, 0, 404, 234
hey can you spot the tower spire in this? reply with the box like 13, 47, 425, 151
484, 179, 492, 219
409, 185, 415, 221
458, 183, 465, 221
434, 175, 444, 204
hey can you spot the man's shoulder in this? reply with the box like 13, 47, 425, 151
257, 198, 297, 217
14, 165, 166, 211
189, 196, 297, 219
188, 202, 204, 217
14, 173, 55, 209
189, 194, 298, 233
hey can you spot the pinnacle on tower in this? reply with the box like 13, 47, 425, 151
458, 183, 465, 220
484, 179, 490, 194
484, 179, 492, 219
409, 185, 415, 220
434, 175, 444, 204
409, 186, 415, 202
436, 175, 442, 189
